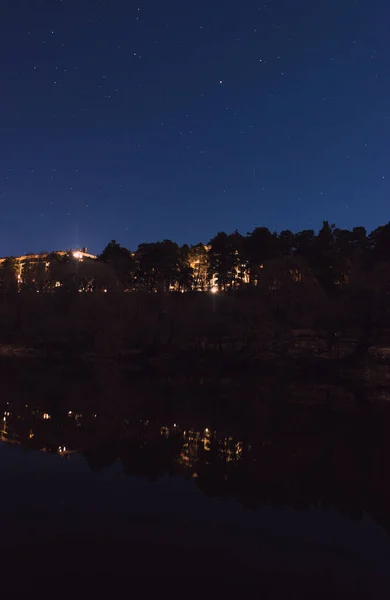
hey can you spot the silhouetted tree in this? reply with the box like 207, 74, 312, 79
99, 240, 135, 288
175, 245, 194, 292
189, 243, 209, 290
207, 232, 242, 291
134, 240, 181, 292
295, 229, 315, 260
20, 260, 37, 292
46, 252, 77, 291
245, 227, 278, 286
278, 230, 296, 256
0, 257, 18, 294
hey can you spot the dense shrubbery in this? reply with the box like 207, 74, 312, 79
0, 284, 388, 367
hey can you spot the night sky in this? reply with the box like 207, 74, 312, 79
1, 0, 389, 256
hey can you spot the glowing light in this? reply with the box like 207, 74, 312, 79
73, 251, 82, 260
68, 411, 73, 416
43, 413, 51, 420
211, 286, 218, 294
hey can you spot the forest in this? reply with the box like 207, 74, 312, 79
1, 220, 390, 382
1, 220, 390, 293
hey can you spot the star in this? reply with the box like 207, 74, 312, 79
0, 0, 387, 259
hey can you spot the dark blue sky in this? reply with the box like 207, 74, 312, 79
1, 0, 389, 256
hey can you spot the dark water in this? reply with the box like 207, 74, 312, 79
0, 360, 389, 595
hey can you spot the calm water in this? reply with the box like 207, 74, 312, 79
0, 360, 389, 594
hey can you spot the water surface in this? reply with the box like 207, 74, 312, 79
0, 360, 389, 594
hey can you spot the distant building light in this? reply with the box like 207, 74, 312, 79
211, 286, 218, 294
73, 251, 82, 260
43, 413, 51, 420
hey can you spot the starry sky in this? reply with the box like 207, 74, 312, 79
1, 0, 389, 256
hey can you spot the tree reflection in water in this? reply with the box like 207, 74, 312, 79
1, 360, 390, 537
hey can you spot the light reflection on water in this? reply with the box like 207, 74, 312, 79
1, 366, 390, 591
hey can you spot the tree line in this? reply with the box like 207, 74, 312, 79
1, 220, 390, 295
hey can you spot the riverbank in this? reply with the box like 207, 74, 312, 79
2, 328, 390, 393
